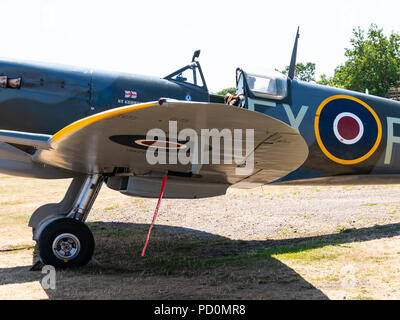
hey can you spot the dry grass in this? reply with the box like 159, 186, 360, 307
0, 174, 400, 299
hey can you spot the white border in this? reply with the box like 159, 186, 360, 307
135, 139, 187, 150
333, 112, 364, 145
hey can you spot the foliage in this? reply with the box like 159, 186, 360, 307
317, 24, 400, 97
216, 87, 236, 95
279, 62, 316, 82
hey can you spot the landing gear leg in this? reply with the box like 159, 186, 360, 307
31, 174, 104, 268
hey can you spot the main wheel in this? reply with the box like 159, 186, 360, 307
38, 218, 95, 268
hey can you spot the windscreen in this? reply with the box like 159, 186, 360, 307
245, 72, 287, 100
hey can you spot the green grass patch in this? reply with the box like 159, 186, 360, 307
0, 200, 25, 206
268, 242, 340, 262
99, 229, 146, 237
0, 244, 35, 253
74, 222, 398, 276
170, 242, 203, 251
335, 225, 355, 233
104, 204, 119, 211
0, 214, 30, 224
322, 275, 340, 282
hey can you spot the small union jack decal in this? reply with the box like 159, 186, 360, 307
124, 90, 138, 99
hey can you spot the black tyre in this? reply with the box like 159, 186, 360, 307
38, 218, 94, 268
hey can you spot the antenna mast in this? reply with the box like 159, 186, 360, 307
288, 27, 300, 80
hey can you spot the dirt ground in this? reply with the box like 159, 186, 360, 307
1, 174, 400, 299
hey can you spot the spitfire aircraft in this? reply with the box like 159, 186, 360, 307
0, 30, 399, 268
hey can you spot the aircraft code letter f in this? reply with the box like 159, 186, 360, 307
384, 117, 400, 165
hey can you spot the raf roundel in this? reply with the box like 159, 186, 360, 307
314, 95, 382, 165
333, 112, 364, 145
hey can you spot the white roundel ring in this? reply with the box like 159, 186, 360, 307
134, 139, 187, 150
333, 112, 364, 145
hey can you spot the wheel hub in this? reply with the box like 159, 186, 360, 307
52, 233, 81, 261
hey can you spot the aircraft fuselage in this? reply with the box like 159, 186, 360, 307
0, 59, 208, 135
260, 80, 400, 181
1, 58, 400, 182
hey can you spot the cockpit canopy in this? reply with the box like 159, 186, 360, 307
163, 50, 209, 103
164, 60, 207, 91
236, 69, 288, 101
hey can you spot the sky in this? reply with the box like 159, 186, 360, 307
1, 0, 399, 92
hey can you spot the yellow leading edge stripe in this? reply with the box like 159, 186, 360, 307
314, 95, 382, 165
52, 102, 157, 142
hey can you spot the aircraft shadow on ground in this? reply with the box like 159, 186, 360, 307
1, 221, 400, 299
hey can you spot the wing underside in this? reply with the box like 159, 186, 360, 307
28, 100, 308, 197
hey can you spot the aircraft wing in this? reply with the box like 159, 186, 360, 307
1, 100, 309, 197
35, 100, 307, 182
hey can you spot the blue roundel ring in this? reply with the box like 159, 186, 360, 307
314, 95, 382, 165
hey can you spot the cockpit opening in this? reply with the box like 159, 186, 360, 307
166, 62, 205, 88
220, 69, 288, 109
164, 50, 207, 91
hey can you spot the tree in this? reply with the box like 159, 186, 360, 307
216, 87, 236, 95
279, 62, 316, 82
317, 24, 400, 97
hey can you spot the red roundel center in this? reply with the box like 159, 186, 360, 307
337, 116, 360, 140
